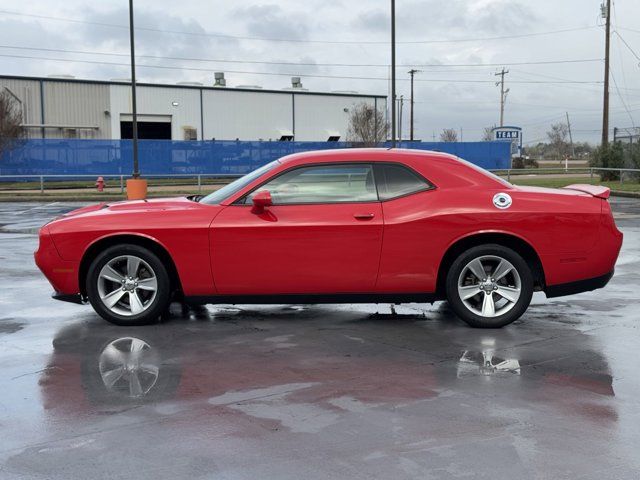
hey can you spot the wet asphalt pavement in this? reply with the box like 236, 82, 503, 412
0, 199, 639, 479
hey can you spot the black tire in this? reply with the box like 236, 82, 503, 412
445, 244, 533, 328
86, 244, 171, 326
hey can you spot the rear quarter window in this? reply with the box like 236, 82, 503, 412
374, 164, 434, 200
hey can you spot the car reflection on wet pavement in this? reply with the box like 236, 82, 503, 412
1, 199, 640, 479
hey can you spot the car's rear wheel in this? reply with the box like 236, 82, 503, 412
86, 244, 171, 326
446, 244, 533, 328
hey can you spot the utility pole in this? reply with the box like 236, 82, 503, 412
408, 69, 420, 141
128, 0, 139, 178
390, 0, 396, 147
601, 0, 611, 147
495, 68, 509, 127
566, 112, 575, 158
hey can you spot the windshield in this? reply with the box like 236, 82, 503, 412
199, 161, 280, 205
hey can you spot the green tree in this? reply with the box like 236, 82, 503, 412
546, 123, 570, 160
590, 142, 624, 181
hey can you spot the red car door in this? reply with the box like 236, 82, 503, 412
210, 164, 383, 295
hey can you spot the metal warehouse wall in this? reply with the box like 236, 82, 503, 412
0, 140, 511, 177
202, 90, 293, 141
109, 84, 201, 140
43, 81, 111, 139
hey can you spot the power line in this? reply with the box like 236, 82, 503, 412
0, 9, 599, 45
611, 1, 636, 135
0, 44, 604, 69
610, 69, 636, 127
613, 31, 640, 63
0, 53, 605, 84
618, 26, 640, 35
510, 68, 597, 83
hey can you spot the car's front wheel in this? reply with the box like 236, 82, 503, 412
86, 244, 171, 326
446, 244, 533, 328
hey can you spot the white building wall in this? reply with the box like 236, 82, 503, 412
202, 89, 292, 141
109, 84, 202, 140
293, 95, 378, 142
1, 76, 386, 142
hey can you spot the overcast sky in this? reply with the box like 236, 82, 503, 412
0, 0, 639, 144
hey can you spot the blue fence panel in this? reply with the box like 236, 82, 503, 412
395, 141, 511, 170
0, 139, 511, 177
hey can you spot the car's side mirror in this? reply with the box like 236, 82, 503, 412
251, 190, 272, 214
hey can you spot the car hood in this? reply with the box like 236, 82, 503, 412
61, 196, 199, 218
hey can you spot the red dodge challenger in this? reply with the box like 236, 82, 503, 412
35, 149, 623, 328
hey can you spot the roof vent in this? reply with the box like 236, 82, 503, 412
283, 77, 308, 91
214, 72, 226, 87
236, 85, 263, 89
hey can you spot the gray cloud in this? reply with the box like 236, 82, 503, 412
232, 4, 310, 41
352, 10, 388, 33
0, 0, 636, 143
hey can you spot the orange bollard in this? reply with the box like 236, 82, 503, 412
126, 178, 148, 200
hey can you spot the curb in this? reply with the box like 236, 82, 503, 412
610, 190, 640, 199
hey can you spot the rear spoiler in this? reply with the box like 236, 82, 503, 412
563, 184, 610, 199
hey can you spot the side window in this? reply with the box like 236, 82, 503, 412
246, 164, 378, 204
375, 164, 432, 200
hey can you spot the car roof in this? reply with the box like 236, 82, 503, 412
277, 148, 461, 166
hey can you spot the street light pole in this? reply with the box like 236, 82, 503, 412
125, 0, 147, 199
398, 95, 404, 143
390, 0, 396, 147
408, 69, 420, 141
128, 0, 139, 178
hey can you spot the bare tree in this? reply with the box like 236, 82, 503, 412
546, 123, 570, 160
346, 102, 389, 146
482, 126, 495, 141
440, 128, 458, 142
0, 89, 24, 157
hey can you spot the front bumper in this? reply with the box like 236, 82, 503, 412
35, 226, 80, 295
52, 292, 86, 304
545, 269, 614, 298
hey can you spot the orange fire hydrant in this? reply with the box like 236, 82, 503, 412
95, 176, 105, 192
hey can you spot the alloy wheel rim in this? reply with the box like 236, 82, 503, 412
98, 337, 160, 398
457, 255, 522, 318
97, 255, 158, 317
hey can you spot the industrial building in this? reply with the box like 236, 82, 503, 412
0, 74, 387, 142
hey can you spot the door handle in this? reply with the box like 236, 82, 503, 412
353, 213, 375, 220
